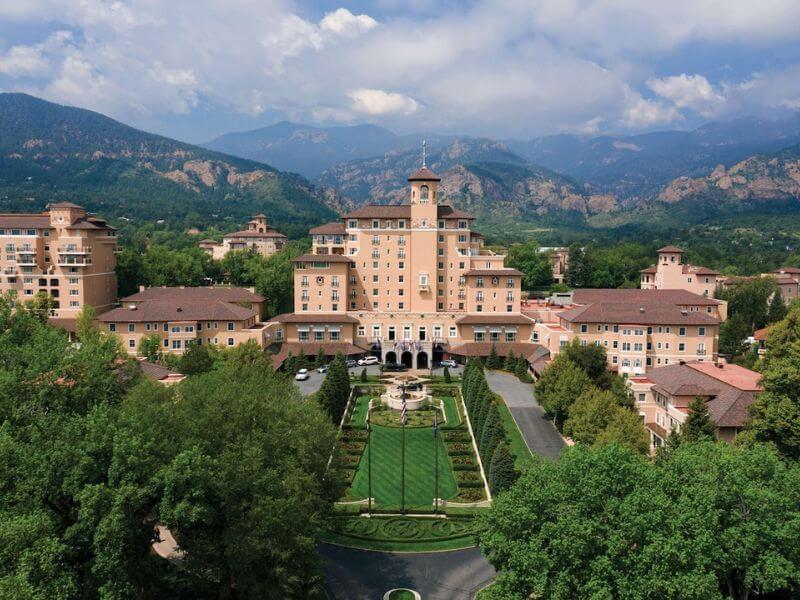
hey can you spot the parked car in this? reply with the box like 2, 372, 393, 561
345, 359, 357, 368
439, 359, 458, 368
294, 368, 309, 381
381, 362, 408, 372
358, 356, 380, 366
317, 365, 329, 374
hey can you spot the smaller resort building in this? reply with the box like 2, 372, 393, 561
640, 245, 719, 297
199, 214, 286, 260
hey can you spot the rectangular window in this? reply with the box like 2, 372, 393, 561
227, 322, 234, 331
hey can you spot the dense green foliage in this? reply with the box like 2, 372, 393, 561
478, 442, 800, 600
681, 396, 717, 443
317, 354, 351, 423
461, 359, 519, 494
0, 294, 337, 598
505, 241, 552, 290
748, 305, 800, 459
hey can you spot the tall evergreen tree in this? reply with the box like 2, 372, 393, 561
315, 347, 326, 368
488, 443, 518, 495
486, 344, 501, 370
681, 396, 717, 442
768, 292, 788, 324
503, 349, 516, 372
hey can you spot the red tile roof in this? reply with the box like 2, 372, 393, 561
0, 214, 52, 229
456, 314, 535, 325
572, 288, 721, 306
658, 245, 684, 253
121, 286, 264, 304
309, 222, 346, 235
558, 302, 719, 326
448, 341, 547, 362
645, 361, 761, 428
223, 229, 285, 239
271, 341, 368, 368
753, 326, 770, 341
408, 167, 441, 181
341, 204, 473, 220
97, 300, 257, 322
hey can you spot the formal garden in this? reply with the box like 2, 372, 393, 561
320, 355, 534, 552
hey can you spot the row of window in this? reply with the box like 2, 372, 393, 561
579, 324, 707, 336
346, 219, 469, 230
0, 229, 44, 236
127, 337, 235, 350
110, 321, 236, 333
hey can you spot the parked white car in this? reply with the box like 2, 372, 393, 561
358, 356, 380, 366
439, 359, 458, 368
294, 368, 309, 381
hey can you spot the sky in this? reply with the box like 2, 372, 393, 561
1, 0, 800, 144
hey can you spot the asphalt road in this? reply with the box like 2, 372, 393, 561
485, 371, 565, 460
321, 543, 495, 600
294, 364, 463, 397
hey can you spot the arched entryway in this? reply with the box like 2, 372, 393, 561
385, 351, 397, 364
432, 344, 444, 365
369, 344, 382, 359
417, 351, 429, 369
401, 351, 413, 369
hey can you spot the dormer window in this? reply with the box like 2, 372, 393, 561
420, 185, 429, 202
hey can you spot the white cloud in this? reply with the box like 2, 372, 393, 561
647, 74, 724, 116
320, 8, 378, 36
0, 0, 799, 138
347, 88, 419, 115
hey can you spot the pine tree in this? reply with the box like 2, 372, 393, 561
315, 347, 326, 368
284, 350, 296, 375
474, 390, 492, 438
681, 396, 717, 442
480, 406, 501, 465
443, 366, 451, 383
297, 348, 308, 370
768, 292, 788, 324
486, 344, 501, 370
360, 367, 367, 383
488, 443, 518, 494
514, 356, 529, 381
503, 349, 516, 372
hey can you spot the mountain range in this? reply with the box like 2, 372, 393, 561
3, 92, 800, 242
0, 93, 335, 238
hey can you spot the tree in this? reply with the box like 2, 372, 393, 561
564, 243, 591, 288
251, 243, 304, 317
156, 360, 338, 599
506, 241, 553, 290
486, 344, 501, 370
443, 366, 451, 383
716, 276, 778, 331
562, 338, 609, 386
535, 355, 593, 430
315, 347, 326, 368
488, 443, 517, 495
503, 349, 516, 372
283, 350, 297, 375
719, 314, 751, 357
178, 340, 215, 376
768, 291, 788, 324
360, 367, 367, 383
513, 356, 531, 382
563, 387, 649, 454
594, 407, 650, 455
681, 396, 716, 442
317, 353, 350, 423
138, 333, 162, 362
477, 442, 800, 600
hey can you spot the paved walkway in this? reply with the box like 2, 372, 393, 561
485, 371, 565, 460
321, 543, 495, 599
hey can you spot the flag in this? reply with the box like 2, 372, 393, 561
366, 415, 371, 432
400, 397, 407, 425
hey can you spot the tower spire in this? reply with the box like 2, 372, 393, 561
422, 138, 427, 168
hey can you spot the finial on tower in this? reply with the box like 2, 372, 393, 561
422, 138, 427, 168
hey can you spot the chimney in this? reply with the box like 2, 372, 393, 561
177, 307, 183, 312
716, 363, 724, 369
639, 306, 645, 313
679, 359, 685, 365
681, 309, 688, 316
139, 285, 146, 292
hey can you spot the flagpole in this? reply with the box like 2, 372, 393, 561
401, 382, 406, 515
367, 414, 372, 517
434, 412, 439, 515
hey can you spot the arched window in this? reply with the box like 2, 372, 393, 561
420, 185, 429, 202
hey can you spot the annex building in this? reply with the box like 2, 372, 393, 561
198, 214, 286, 260
0, 202, 118, 324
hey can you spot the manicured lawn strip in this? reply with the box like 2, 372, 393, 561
320, 530, 476, 552
387, 591, 416, 600
495, 394, 534, 469
348, 395, 372, 428
350, 425, 458, 511
439, 396, 461, 428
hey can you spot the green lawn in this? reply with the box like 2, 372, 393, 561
349, 395, 371, 428
495, 394, 535, 469
350, 424, 458, 511
440, 396, 461, 428
322, 515, 477, 552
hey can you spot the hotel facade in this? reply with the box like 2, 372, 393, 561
270, 167, 540, 368
0, 202, 118, 322
198, 214, 286, 260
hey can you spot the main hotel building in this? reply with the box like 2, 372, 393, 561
271, 167, 539, 368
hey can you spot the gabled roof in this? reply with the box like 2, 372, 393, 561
658, 245, 684, 253
224, 229, 285, 239
97, 300, 257, 322
310, 222, 346, 235
48, 201, 84, 209
640, 266, 657, 274
0, 214, 52, 229
408, 167, 441, 181
558, 302, 718, 326
645, 361, 762, 428
121, 286, 264, 304
571, 288, 721, 306
455, 314, 535, 325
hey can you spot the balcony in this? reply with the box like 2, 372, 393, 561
17, 254, 37, 265
57, 257, 92, 267
57, 245, 92, 254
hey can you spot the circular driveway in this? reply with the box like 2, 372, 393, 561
321, 543, 494, 600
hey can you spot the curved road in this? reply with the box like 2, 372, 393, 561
321, 543, 495, 599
